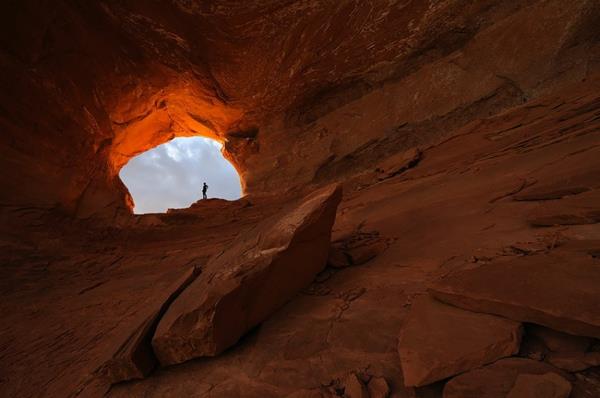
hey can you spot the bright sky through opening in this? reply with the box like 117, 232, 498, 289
120, 137, 242, 214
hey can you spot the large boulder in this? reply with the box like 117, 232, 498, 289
152, 184, 342, 365
398, 295, 522, 387
429, 251, 600, 338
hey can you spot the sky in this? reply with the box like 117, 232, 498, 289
119, 136, 242, 214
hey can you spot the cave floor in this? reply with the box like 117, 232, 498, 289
2, 84, 600, 397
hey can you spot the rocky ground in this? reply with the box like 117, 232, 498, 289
1, 77, 599, 397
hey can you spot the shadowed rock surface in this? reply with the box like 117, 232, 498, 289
546, 351, 600, 372
429, 249, 600, 338
1, 1, 600, 397
152, 184, 342, 365
99, 266, 198, 383
443, 358, 569, 398
526, 190, 600, 227
527, 325, 593, 354
506, 372, 572, 398
398, 295, 522, 387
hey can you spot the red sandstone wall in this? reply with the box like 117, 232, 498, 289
0, 0, 598, 222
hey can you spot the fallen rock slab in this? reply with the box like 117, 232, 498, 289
98, 266, 198, 383
506, 372, 571, 398
398, 295, 522, 387
429, 252, 600, 338
152, 184, 342, 365
443, 358, 568, 398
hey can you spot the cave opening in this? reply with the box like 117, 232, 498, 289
119, 136, 242, 214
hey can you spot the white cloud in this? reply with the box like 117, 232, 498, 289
119, 136, 242, 214
164, 142, 183, 161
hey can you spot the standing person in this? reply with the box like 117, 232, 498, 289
202, 182, 208, 199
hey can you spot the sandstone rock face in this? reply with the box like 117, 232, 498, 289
342, 373, 369, 398
98, 266, 198, 383
514, 169, 600, 201
329, 231, 389, 268
443, 358, 568, 398
328, 246, 352, 268
526, 190, 600, 227
429, 251, 600, 338
506, 373, 572, 398
2, 1, 599, 220
367, 377, 390, 398
398, 295, 522, 387
152, 185, 342, 365
2, 1, 600, 396
546, 351, 600, 372
3, 80, 600, 397
286, 390, 328, 398
374, 148, 422, 181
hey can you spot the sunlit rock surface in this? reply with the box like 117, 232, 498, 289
1, 1, 600, 397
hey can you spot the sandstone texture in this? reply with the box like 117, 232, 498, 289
527, 190, 600, 227
342, 373, 369, 398
443, 358, 568, 398
329, 231, 389, 268
367, 377, 390, 398
546, 351, 600, 372
398, 295, 522, 387
1, 0, 598, 220
1, 1, 600, 397
429, 250, 600, 338
99, 266, 198, 383
506, 373, 572, 398
152, 184, 342, 365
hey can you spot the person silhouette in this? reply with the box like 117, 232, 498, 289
202, 182, 208, 199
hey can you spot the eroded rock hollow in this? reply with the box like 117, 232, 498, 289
1, 1, 600, 397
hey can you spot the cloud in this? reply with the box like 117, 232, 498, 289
119, 137, 242, 214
